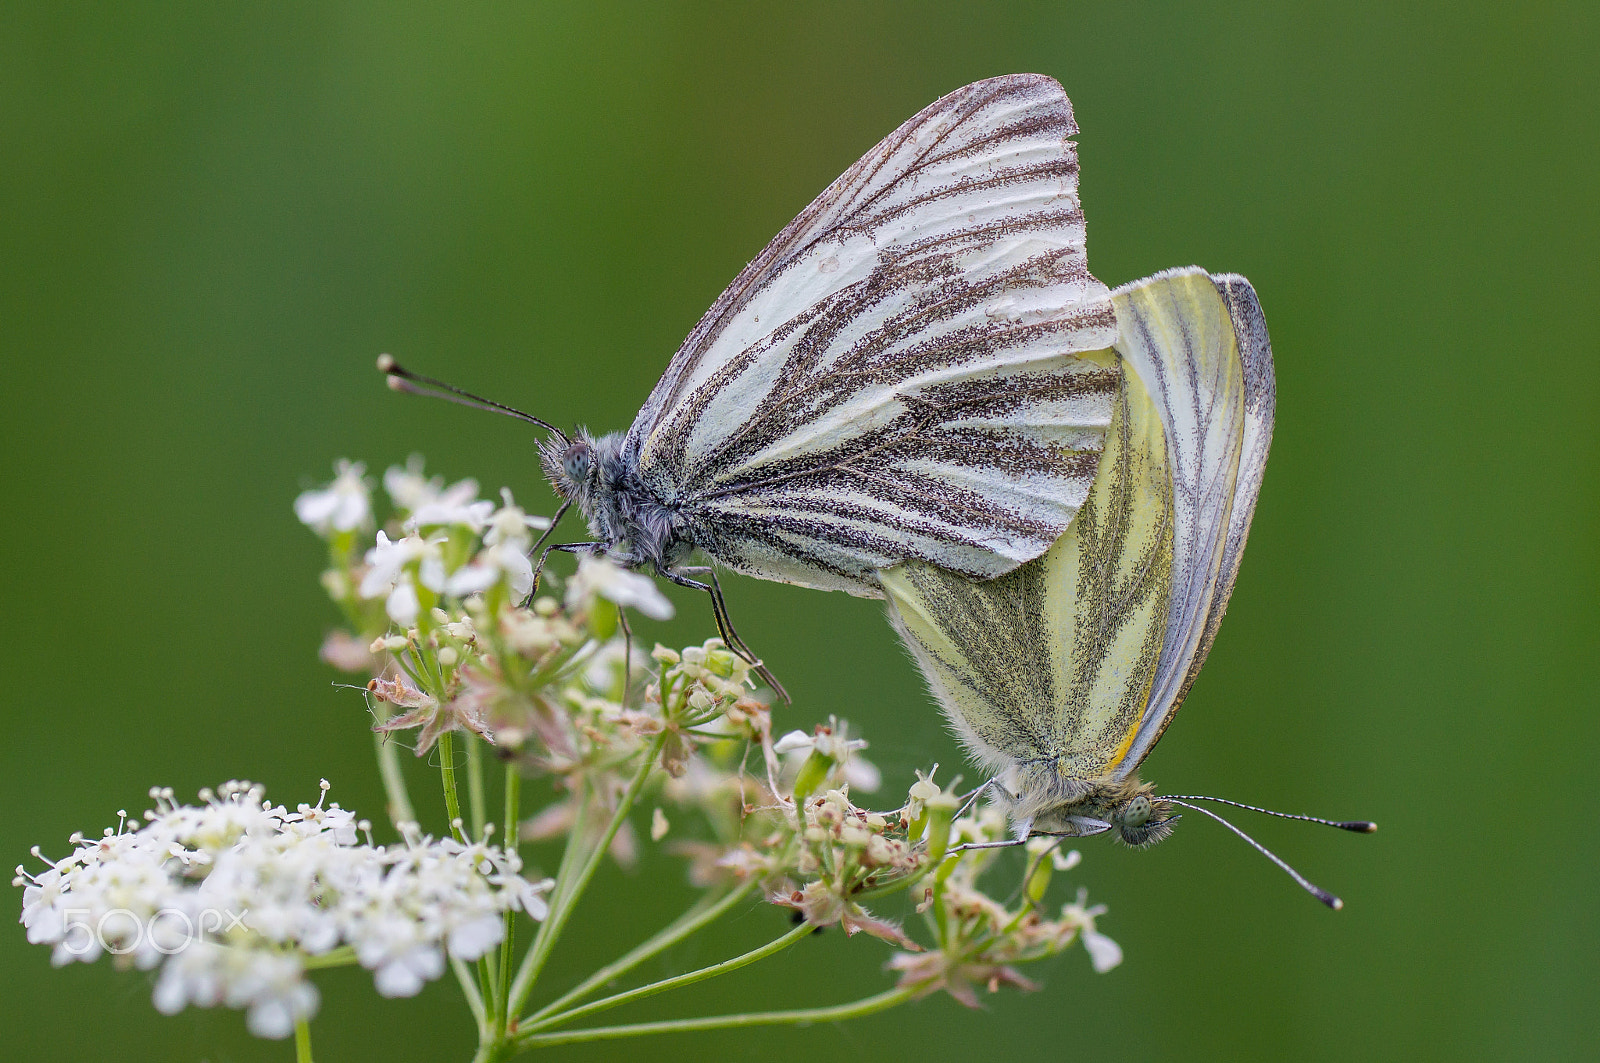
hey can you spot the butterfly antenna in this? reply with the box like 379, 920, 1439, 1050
377, 354, 570, 445
1166, 794, 1376, 833
1165, 798, 1345, 910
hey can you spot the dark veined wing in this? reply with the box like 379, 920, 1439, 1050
1111, 269, 1276, 777
879, 267, 1273, 799
880, 353, 1173, 791
626, 74, 1120, 596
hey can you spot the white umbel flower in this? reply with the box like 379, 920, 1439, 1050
294, 460, 372, 535
1062, 889, 1123, 973
14, 783, 551, 1039
382, 458, 494, 533
565, 556, 675, 620
775, 717, 881, 793
360, 531, 446, 626
445, 492, 547, 599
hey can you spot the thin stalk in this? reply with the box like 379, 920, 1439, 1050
508, 734, 665, 1016
520, 921, 812, 1036
371, 718, 416, 828
300, 946, 357, 971
466, 736, 487, 840
495, 762, 523, 1040
477, 954, 497, 1037
438, 731, 467, 841
452, 954, 487, 1032
294, 1017, 313, 1063
509, 987, 917, 1050
852, 868, 923, 904
523, 879, 758, 1026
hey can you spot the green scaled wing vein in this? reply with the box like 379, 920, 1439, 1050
879, 267, 1275, 807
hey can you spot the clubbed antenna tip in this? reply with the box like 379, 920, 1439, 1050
374, 354, 569, 444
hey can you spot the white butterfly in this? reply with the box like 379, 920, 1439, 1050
880, 268, 1276, 845
386, 75, 1121, 692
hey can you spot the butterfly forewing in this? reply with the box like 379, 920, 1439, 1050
627, 74, 1120, 596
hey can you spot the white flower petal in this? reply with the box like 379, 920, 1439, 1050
774, 730, 814, 755
842, 756, 882, 794
385, 582, 420, 626
447, 915, 504, 960
1083, 928, 1123, 973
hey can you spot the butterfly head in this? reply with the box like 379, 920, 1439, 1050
1019, 773, 1177, 849
1108, 791, 1177, 849
540, 430, 606, 507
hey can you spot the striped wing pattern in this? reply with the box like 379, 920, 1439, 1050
880, 268, 1275, 798
880, 356, 1173, 789
627, 74, 1120, 597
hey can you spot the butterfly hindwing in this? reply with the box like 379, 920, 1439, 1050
879, 348, 1172, 786
1109, 269, 1274, 777
881, 267, 1275, 814
626, 74, 1121, 596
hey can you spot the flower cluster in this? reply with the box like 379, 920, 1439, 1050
17, 454, 1127, 1055
14, 782, 550, 1038
296, 457, 677, 776
886, 797, 1123, 1007
295, 458, 1128, 1007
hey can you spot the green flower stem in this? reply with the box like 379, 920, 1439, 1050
522, 878, 758, 1027
509, 986, 918, 1050
371, 712, 416, 829
452, 954, 488, 1033
438, 731, 467, 841
518, 920, 812, 1038
300, 946, 358, 971
466, 736, 488, 841
477, 954, 497, 1038
507, 733, 666, 1017
852, 869, 923, 904
496, 761, 523, 1040
294, 1017, 313, 1063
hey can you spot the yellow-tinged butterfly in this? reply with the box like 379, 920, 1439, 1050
879, 268, 1374, 907
380, 74, 1121, 699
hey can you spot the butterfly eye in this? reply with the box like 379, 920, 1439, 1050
1116, 795, 1153, 828
561, 445, 593, 484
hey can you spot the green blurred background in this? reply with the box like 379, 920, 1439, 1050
4, 3, 1596, 1060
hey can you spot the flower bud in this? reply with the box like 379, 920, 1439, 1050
1025, 841, 1055, 904
791, 750, 834, 809
923, 786, 961, 867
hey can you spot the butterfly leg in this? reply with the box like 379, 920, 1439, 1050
954, 778, 1001, 821
522, 540, 604, 608
658, 567, 790, 704
671, 566, 780, 686
523, 498, 573, 593
944, 838, 1028, 854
